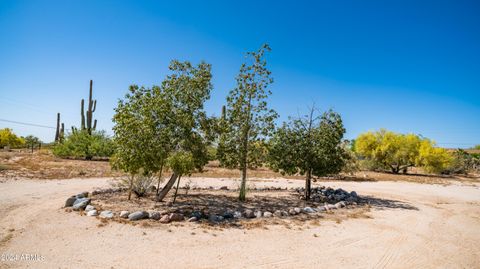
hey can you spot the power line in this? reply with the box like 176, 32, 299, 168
0, 118, 56, 129
0, 97, 52, 114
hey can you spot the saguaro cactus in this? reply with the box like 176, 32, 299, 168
60, 123, 65, 142
55, 113, 65, 142
80, 80, 97, 135
55, 113, 60, 142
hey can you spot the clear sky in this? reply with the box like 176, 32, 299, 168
0, 0, 479, 147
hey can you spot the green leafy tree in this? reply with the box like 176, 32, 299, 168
112, 60, 213, 201
0, 128, 25, 149
111, 84, 171, 199
53, 130, 114, 160
268, 107, 347, 200
474, 145, 480, 150
217, 44, 278, 201
24, 135, 41, 153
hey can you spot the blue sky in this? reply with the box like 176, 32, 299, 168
0, 0, 479, 147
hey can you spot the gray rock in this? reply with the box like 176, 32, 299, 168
65, 196, 77, 207
223, 212, 234, 219
120, 211, 129, 218
294, 207, 302, 214
128, 211, 148, 221
281, 210, 289, 216
159, 215, 170, 223
85, 205, 95, 212
148, 211, 161, 220
76, 192, 89, 199
244, 209, 255, 218
191, 211, 203, 219
350, 191, 358, 197
335, 201, 346, 209
254, 211, 263, 218
233, 211, 242, 218
169, 213, 184, 222
99, 210, 114, 219
208, 215, 224, 222
87, 210, 98, 216
263, 211, 273, 218
303, 207, 315, 213
325, 204, 337, 210
72, 198, 91, 211
346, 196, 358, 203
288, 209, 297, 215
316, 206, 326, 212
274, 210, 283, 217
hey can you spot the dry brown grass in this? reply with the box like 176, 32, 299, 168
1, 150, 478, 185
0, 149, 121, 179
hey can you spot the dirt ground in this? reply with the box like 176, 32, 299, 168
0, 176, 479, 269
0, 150, 119, 179
1, 150, 478, 185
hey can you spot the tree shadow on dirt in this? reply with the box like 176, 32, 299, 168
361, 195, 418, 211
169, 192, 311, 215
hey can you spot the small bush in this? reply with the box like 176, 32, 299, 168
116, 173, 154, 197
445, 149, 480, 174
53, 130, 114, 160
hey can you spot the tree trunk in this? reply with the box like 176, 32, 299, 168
155, 164, 164, 195
156, 173, 179, 202
305, 169, 312, 201
128, 174, 134, 200
239, 163, 247, 201
172, 175, 182, 204
391, 165, 399, 174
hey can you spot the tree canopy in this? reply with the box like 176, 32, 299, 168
268, 107, 347, 200
355, 129, 452, 174
217, 44, 278, 201
0, 128, 25, 149
24, 135, 41, 153
112, 60, 214, 200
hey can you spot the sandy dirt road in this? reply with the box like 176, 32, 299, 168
0, 177, 479, 269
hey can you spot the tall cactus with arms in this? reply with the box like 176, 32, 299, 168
80, 80, 97, 135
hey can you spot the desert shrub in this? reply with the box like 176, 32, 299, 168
445, 149, 480, 174
53, 130, 114, 160
0, 128, 25, 149
358, 158, 383, 171
117, 172, 155, 197
416, 140, 453, 174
